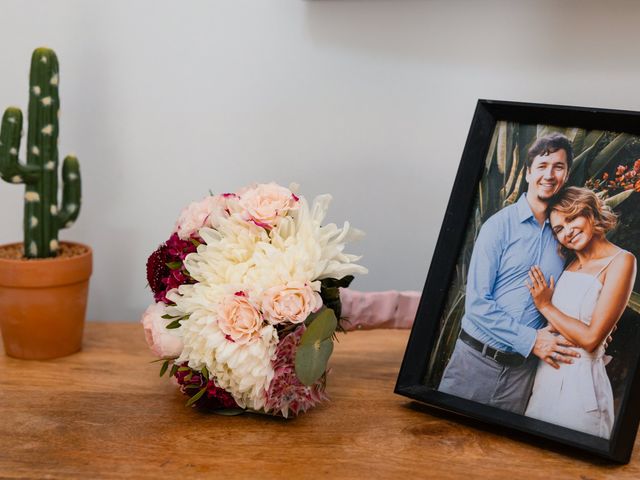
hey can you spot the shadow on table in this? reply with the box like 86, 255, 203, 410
400, 401, 628, 468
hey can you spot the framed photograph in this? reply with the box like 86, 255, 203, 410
396, 100, 640, 463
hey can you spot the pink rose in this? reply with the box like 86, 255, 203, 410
174, 194, 236, 240
218, 292, 264, 344
237, 182, 298, 228
261, 282, 323, 325
141, 302, 184, 358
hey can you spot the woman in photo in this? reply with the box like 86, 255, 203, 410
525, 186, 637, 439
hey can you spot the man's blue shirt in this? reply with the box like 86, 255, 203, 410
461, 194, 565, 357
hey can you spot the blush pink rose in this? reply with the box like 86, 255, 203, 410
237, 182, 298, 228
174, 194, 237, 240
141, 302, 184, 358
261, 282, 323, 325
218, 293, 264, 344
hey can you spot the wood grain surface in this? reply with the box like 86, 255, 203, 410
0, 323, 638, 479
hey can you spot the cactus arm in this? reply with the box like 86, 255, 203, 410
0, 108, 39, 183
57, 155, 81, 229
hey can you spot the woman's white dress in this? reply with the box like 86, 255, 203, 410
524, 252, 622, 439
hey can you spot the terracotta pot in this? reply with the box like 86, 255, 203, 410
0, 242, 92, 360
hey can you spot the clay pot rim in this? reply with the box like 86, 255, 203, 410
0, 241, 92, 265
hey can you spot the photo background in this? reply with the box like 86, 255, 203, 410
424, 121, 640, 416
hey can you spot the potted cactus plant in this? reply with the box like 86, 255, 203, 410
0, 47, 91, 360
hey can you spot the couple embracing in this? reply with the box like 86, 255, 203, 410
439, 133, 637, 439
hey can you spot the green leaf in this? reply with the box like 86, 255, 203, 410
300, 308, 337, 345
320, 276, 354, 289
161, 314, 177, 320
295, 338, 334, 386
588, 133, 630, 178
169, 364, 179, 377
569, 142, 599, 186
159, 360, 169, 377
605, 189, 635, 209
580, 130, 605, 155
212, 408, 246, 416
166, 261, 182, 270
185, 387, 207, 407
201, 366, 209, 380
177, 366, 191, 372
150, 356, 178, 364
303, 306, 325, 326
166, 319, 182, 329
190, 238, 201, 247
628, 291, 640, 315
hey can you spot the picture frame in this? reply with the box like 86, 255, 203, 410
395, 99, 640, 463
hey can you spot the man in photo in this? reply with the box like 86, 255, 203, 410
438, 133, 579, 414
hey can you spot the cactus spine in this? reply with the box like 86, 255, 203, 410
0, 48, 81, 258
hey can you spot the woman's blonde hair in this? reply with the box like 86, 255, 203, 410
548, 186, 618, 258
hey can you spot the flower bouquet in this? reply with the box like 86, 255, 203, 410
142, 182, 367, 417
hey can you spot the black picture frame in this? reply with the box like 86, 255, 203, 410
395, 99, 640, 463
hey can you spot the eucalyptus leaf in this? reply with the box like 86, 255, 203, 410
300, 308, 337, 345
295, 338, 334, 386
185, 387, 207, 407
303, 306, 325, 326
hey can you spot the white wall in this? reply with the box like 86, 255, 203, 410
2, 0, 640, 321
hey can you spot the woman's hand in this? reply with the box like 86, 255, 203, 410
526, 265, 555, 310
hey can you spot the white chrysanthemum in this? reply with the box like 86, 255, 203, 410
170, 306, 278, 410
266, 194, 368, 281
184, 215, 270, 286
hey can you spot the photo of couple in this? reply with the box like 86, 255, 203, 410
426, 126, 640, 440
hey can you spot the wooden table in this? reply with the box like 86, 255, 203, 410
1, 323, 638, 479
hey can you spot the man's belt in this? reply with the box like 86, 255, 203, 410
459, 330, 527, 367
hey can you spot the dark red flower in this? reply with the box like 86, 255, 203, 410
146, 246, 169, 301
146, 232, 200, 303
174, 363, 238, 410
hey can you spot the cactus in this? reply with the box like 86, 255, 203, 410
0, 47, 81, 258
